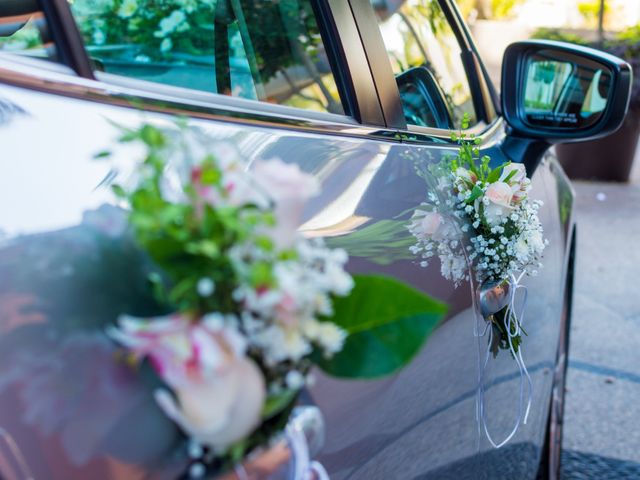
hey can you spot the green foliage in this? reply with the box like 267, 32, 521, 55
111, 122, 273, 316
326, 220, 416, 266
70, 0, 324, 84
578, 0, 608, 27
317, 275, 448, 378
491, 0, 522, 19
616, 24, 640, 43
261, 389, 298, 420
489, 306, 525, 357
530, 28, 591, 47
450, 113, 507, 190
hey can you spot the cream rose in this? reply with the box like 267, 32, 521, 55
110, 314, 266, 451
419, 212, 443, 238
155, 356, 265, 451
485, 182, 513, 208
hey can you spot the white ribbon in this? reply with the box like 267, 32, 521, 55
472, 271, 533, 449
286, 416, 330, 480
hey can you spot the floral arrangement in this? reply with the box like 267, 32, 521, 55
408, 114, 546, 356
99, 121, 446, 477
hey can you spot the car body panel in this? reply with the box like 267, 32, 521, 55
0, 68, 571, 479
0, 0, 576, 478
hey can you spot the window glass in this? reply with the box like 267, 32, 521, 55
0, 6, 57, 61
371, 0, 476, 128
70, 0, 345, 115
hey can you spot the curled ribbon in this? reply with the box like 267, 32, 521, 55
471, 271, 533, 449
286, 418, 329, 480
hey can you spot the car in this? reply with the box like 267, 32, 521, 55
0, 1, 631, 479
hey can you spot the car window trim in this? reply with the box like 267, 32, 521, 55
0, 54, 397, 134
322, 0, 385, 126
347, 0, 407, 129
96, 71, 361, 127
0, 49, 504, 153
37, 0, 93, 78
350, 0, 499, 137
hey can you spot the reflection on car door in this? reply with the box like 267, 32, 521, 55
0, 1, 571, 479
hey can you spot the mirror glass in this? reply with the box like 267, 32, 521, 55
523, 49, 612, 129
396, 67, 452, 129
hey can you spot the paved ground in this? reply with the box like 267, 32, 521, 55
560, 145, 640, 479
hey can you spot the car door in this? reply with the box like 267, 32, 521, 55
310, 2, 572, 479
0, 1, 573, 479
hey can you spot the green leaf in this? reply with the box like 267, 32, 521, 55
140, 124, 166, 148
262, 389, 298, 420
318, 275, 448, 378
465, 184, 484, 204
93, 149, 112, 159
111, 184, 127, 198
487, 163, 507, 183
185, 239, 219, 259
502, 169, 518, 184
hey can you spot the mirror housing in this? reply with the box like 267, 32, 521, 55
502, 40, 632, 143
396, 67, 452, 129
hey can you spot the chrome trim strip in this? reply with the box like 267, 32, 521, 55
0, 54, 504, 145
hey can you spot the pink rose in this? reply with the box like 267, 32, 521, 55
485, 182, 513, 208
483, 182, 514, 226
253, 159, 320, 250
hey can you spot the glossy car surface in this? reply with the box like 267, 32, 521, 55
0, 1, 588, 479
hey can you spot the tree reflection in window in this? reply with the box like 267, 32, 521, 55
70, 0, 344, 115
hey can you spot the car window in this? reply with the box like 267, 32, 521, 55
370, 0, 477, 129
69, 0, 345, 115
0, 3, 57, 62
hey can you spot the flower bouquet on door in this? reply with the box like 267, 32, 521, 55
100, 120, 447, 478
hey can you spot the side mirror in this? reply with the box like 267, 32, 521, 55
396, 67, 452, 129
501, 40, 632, 143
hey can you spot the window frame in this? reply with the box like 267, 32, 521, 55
348, 0, 501, 140
5, 0, 504, 147
35, 0, 94, 78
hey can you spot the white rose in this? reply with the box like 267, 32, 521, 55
483, 182, 514, 226
254, 159, 320, 250
484, 203, 509, 226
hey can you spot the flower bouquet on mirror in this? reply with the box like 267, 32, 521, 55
99, 121, 447, 479
408, 113, 547, 448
